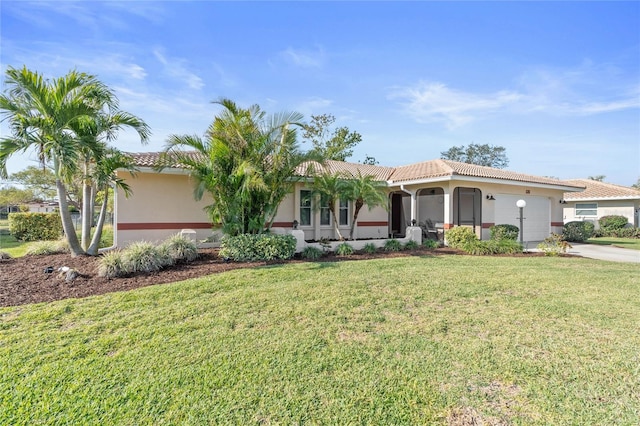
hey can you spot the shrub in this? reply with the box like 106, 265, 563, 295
8, 212, 63, 241
563, 221, 594, 242
445, 226, 478, 249
422, 239, 439, 250
0, 251, 12, 260
122, 241, 166, 274
462, 239, 523, 255
160, 234, 198, 263
383, 239, 402, 252
404, 240, 420, 250
489, 224, 519, 241
537, 233, 572, 256
599, 215, 628, 232
302, 246, 323, 260
220, 233, 296, 262
98, 250, 126, 278
335, 242, 355, 256
362, 243, 377, 254
25, 238, 69, 256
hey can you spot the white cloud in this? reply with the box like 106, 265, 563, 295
280, 46, 326, 68
153, 48, 204, 91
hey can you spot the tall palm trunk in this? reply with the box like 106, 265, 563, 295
56, 178, 85, 256
87, 185, 109, 255
349, 200, 364, 240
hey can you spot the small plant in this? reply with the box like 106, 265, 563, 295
422, 239, 439, 250
403, 240, 420, 250
563, 221, 594, 242
489, 224, 519, 241
123, 241, 166, 274
160, 234, 199, 263
302, 246, 323, 260
98, 250, 126, 278
384, 239, 402, 252
25, 238, 69, 256
335, 242, 354, 256
0, 251, 12, 260
445, 227, 478, 249
318, 237, 332, 253
362, 243, 377, 254
538, 233, 572, 256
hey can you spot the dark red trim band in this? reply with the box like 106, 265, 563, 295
357, 221, 388, 227
482, 223, 495, 229
550, 222, 564, 227
117, 222, 213, 230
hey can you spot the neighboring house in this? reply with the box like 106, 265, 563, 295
25, 201, 58, 213
562, 179, 640, 228
113, 153, 585, 247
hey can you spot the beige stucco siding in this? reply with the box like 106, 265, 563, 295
563, 199, 640, 227
115, 171, 214, 246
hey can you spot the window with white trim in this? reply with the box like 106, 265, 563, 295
575, 202, 597, 216
320, 195, 331, 226
339, 199, 349, 226
300, 190, 312, 226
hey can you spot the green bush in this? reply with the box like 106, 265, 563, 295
25, 238, 69, 256
537, 233, 572, 256
383, 239, 402, 252
598, 215, 628, 232
160, 234, 199, 263
98, 250, 126, 278
220, 233, 296, 262
422, 239, 439, 250
593, 227, 640, 238
563, 221, 594, 242
123, 241, 168, 274
489, 224, 519, 241
445, 226, 478, 249
462, 239, 523, 255
362, 243, 377, 254
335, 242, 355, 256
8, 212, 63, 241
301, 246, 323, 260
404, 240, 420, 250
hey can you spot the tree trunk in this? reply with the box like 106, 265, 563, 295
330, 207, 344, 241
56, 178, 85, 256
87, 186, 109, 255
81, 161, 92, 250
349, 202, 364, 240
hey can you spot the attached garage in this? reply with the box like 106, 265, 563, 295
494, 195, 551, 242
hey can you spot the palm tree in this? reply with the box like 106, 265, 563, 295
308, 171, 348, 241
343, 171, 388, 240
162, 98, 306, 236
0, 66, 147, 256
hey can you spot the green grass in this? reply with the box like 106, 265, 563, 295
1, 256, 639, 424
0, 221, 113, 257
587, 237, 640, 250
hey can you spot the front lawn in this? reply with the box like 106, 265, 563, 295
1, 256, 638, 424
587, 237, 640, 250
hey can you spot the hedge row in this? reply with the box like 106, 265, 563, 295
8, 212, 63, 241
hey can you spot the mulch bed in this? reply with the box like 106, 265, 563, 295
0, 247, 547, 308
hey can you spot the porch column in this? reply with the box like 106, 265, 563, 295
400, 185, 417, 224
443, 190, 453, 229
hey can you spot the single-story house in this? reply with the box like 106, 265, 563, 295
562, 179, 640, 228
113, 153, 585, 247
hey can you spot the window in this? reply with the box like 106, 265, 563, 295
575, 203, 597, 216
300, 190, 311, 226
339, 199, 349, 226
320, 195, 331, 226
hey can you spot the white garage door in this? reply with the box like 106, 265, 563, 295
494, 195, 550, 242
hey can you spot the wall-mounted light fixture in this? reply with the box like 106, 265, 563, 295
486, 194, 496, 200
559, 199, 567, 204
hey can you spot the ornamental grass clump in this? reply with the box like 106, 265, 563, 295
403, 240, 420, 250
122, 241, 167, 274
301, 246, 323, 260
97, 250, 126, 278
383, 239, 402, 252
25, 238, 69, 256
335, 242, 354, 256
160, 234, 198, 263
362, 243, 377, 254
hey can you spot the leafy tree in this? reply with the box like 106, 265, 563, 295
302, 114, 362, 161
440, 143, 509, 168
588, 175, 606, 182
0, 66, 148, 256
360, 155, 379, 165
632, 178, 640, 190
342, 171, 388, 240
162, 98, 307, 236
0, 186, 34, 209
10, 166, 56, 200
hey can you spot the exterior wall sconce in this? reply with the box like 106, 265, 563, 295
292, 220, 298, 230
559, 199, 567, 204
486, 194, 496, 200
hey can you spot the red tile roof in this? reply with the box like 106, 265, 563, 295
127, 151, 583, 189
563, 179, 640, 200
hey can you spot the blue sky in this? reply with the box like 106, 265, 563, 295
1, 1, 639, 186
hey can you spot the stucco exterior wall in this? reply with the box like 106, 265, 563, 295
563, 199, 640, 227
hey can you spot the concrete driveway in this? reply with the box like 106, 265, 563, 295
564, 243, 640, 263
